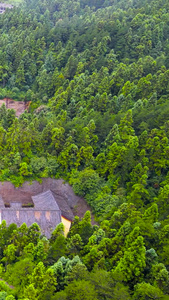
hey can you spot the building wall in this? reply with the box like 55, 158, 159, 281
61, 216, 71, 236
1, 208, 62, 238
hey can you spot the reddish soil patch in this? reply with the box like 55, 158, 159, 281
0, 98, 30, 117
73, 197, 97, 225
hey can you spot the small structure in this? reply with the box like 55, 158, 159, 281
0, 3, 13, 14
0, 189, 73, 237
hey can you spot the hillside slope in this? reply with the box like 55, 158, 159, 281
0, 1, 169, 298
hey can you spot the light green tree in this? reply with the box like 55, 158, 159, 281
114, 236, 146, 284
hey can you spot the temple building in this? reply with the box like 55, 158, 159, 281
0, 188, 74, 237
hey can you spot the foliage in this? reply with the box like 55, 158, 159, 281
0, 0, 169, 298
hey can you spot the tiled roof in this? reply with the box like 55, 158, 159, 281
32, 190, 60, 210
52, 191, 74, 221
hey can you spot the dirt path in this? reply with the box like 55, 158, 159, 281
0, 278, 14, 289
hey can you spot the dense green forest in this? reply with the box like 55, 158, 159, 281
0, 0, 169, 298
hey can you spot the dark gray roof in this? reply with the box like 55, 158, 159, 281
32, 190, 60, 210
1, 190, 32, 204
52, 191, 74, 221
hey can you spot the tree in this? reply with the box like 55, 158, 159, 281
73, 211, 94, 245
48, 235, 67, 265
125, 226, 140, 249
119, 110, 135, 142
50, 223, 65, 244
143, 204, 158, 223
4, 258, 35, 297
145, 248, 158, 279
156, 185, 169, 217
33, 241, 48, 263
151, 263, 169, 294
51, 256, 85, 291
24, 284, 37, 300
83, 246, 104, 271
61, 280, 98, 300
133, 282, 164, 300
114, 236, 146, 285
66, 263, 88, 283
27, 223, 41, 245
89, 269, 131, 300
6, 296, 15, 300
51, 127, 65, 155
29, 262, 57, 299
70, 169, 102, 200
2, 244, 16, 268
0, 292, 7, 300
158, 225, 169, 268
10, 223, 28, 256
67, 234, 83, 257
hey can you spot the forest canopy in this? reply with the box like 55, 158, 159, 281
0, 0, 169, 298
